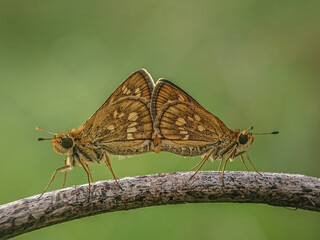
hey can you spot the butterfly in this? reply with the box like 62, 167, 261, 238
37, 69, 155, 197
151, 79, 278, 184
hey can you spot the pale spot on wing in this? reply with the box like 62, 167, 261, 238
188, 116, 194, 122
128, 122, 138, 127
128, 112, 138, 121
176, 117, 186, 126
182, 135, 189, 140
180, 130, 188, 135
198, 125, 205, 132
107, 125, 115, 131
127, 127, 137, 133
127, 133, 134, 140
135, 87, 140, 93
194, 114, 201, 121
118, 112, 125, 118
113, 110, 118, 118
178, 127, 185, 130
126, 89, 131, 95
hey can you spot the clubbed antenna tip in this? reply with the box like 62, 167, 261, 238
38, 137, 53, 141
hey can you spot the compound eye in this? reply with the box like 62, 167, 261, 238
239, 134, 248, 145
62, 137, 73, 149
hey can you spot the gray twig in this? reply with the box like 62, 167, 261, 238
0, 171, 319, 239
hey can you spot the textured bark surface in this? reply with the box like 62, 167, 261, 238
0, 171, 319, 239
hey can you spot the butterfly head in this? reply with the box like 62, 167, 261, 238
52, 133, 75, 155
237, 130, 254, 152
37, 127, 75, 155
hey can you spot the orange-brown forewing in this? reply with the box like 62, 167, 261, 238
80, 69, 155, 154
151, 79, 236, 153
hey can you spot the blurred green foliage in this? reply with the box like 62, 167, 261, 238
0, 0, 319, 239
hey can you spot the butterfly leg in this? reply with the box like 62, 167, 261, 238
245, 151, 262, 176
188, 158, 206, 171
240, 154, 249, 171
104, 154, 123, 190
189, 146, 218, 171
233, 151, 249, 171
221, 145, 237, 185
218, 159, 223, 171
239, 153, 249, 171
62, 159, 68, 188
78, 159, 93, 198
39, 164, 72, 199
62, 172, 67, 188
86, 164, 94, 182
189, 148, 215, 180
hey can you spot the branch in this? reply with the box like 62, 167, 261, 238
0, 171, 319, 239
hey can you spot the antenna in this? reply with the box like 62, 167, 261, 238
252, 131, 279, 135
246, 126, 254, 131
35, 127, 57, 136
38, 137, 53, 141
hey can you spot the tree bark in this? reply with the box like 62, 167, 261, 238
0, 171, 319, 239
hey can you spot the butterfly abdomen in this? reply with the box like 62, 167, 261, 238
100, 140, 154, 155
160, 140, 213, 156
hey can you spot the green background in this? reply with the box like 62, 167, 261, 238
1, 0, 319, 239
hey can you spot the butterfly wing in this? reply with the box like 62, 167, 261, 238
80, 69, 155, 155
151, 79, 236, 156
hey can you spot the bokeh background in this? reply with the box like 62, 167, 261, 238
1, 0, 319, 239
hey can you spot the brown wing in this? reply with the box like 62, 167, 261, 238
79, 69, 154, 153
152, 79, 235, 146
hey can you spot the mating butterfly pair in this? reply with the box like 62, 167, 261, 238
38, 69, 278, 197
